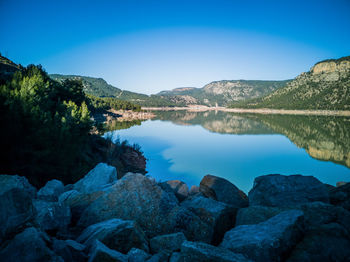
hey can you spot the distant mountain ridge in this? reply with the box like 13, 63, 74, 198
231, 56, 350, 110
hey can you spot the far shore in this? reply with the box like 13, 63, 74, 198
142, 106, 350, 116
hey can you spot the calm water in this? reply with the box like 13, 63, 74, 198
105, 111, 350, 193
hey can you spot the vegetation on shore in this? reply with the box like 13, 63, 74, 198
0, 56, 145, 187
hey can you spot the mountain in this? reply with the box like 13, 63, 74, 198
231, 56, 350, 110
157, 80, 289, 106
0, 55, 22, 82
50, 74, 181, 107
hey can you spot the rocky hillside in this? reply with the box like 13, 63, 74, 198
158, 80, 289, 107
0, 55, 22, 82
231, 56, 350, 110
1, 165, 350, 261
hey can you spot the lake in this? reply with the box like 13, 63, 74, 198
105, 111, 350, 193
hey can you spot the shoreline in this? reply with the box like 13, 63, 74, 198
142, 106, 350, 116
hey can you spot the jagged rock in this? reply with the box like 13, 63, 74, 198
52, 239, 86, 262
248, 174, 329, 207
77, 218, 149, 254
0, 188, 35, 242
169, 252, 183, 262
0, 174, 36, 197
181, 196, 236, 245
300, 201, 350, 233
150, 232, 186, 253
180, 241, 252, 262
287, 223, 350, 262
33, 200, 71, 232
59, 190, 105, 224
220, 210, 304, 262
37, 179, 65, 201
199, 175, 248, 208
78, 173, 179, 238
73, 163, 117, 194
146, 251, 171, 262
329, 182, 350, 211
89, 240, 127, 262
160, 180, 189, 201
127, 248, 151, 262
166, 206, 213, 243
189, 185, 199, 195
0, 227, 63, 262
235, 206, 283, 226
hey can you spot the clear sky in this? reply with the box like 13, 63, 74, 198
1, 0, 349, 94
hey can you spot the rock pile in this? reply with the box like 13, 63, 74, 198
1, 164, 349, 261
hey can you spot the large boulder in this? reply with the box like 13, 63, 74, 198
235, 206, 284, 226
181, 196, 237, 245
127, 248, 151, 262
77, 218, 149, 254
199, 175, 248, 208
220, 210, 304, 262
329, 182, 350, 211
52, 239, 86, 262
33, 200, 71, 233
150, 232, 186, 254
0, 227, 63, 262
0, 188, 35, 242
73, 163, 117, 194
0, 174, 36, 197
37, 179, 64, 201
287, 223, 350, 262
180, 241, 252, 262
78, 173, 179, 238
248, 174, 329, 207
88, 240, 127, 262
160, 180, 189, 201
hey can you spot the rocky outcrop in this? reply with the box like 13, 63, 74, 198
199, 175, 248, 208
88, 240, 127, 262
150, 232, 186, 254
77, 218, 149, 254
0, 227, 63, 262
73, 163, 117, 194
52, 239, 86, 262
220, 210, 304, 262
235, 206, 283, 226
181, 196, 237, 245
248, 174, 329, 207
37, 179, 65, 201
127, 248, 151, 262
160, 180, 189, 201
329, 182, 350, 211
0, 174, 37, 197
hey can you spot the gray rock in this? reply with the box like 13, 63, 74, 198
329, 182, 350, 211
77, 218, 149, 254
235, 206, 284, 226
53, 239, 86, 262
0, 174, 36, 197
78, 173, 179, 238
0, 188, 35, 241
199, 175, 248, 208
181, 196, 237, 245
33, 199, 71, 232
249, 174, 329, 207
220, 210, 304, 262
37, 179, 64, 201
169, 252, 183, 262
150, 232, 186, 253
166, 206, 214, 243
160, 180, 189, 201
74, 163, 117, 194
189, 185, 199, 195
127, 248, 151, 262
287, 223, 350, 262
89, 240, 127, 262
0, 227, 63, 262
180, 241, 252, 262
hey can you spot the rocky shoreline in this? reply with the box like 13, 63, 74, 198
1, 164, 350, 261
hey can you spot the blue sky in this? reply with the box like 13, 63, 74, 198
1, 0, 349, 94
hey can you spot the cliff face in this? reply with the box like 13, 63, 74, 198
233, 56, 350, 110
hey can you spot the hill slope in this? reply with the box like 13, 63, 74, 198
158, 80, 289, 106
230, 56, 350, 110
